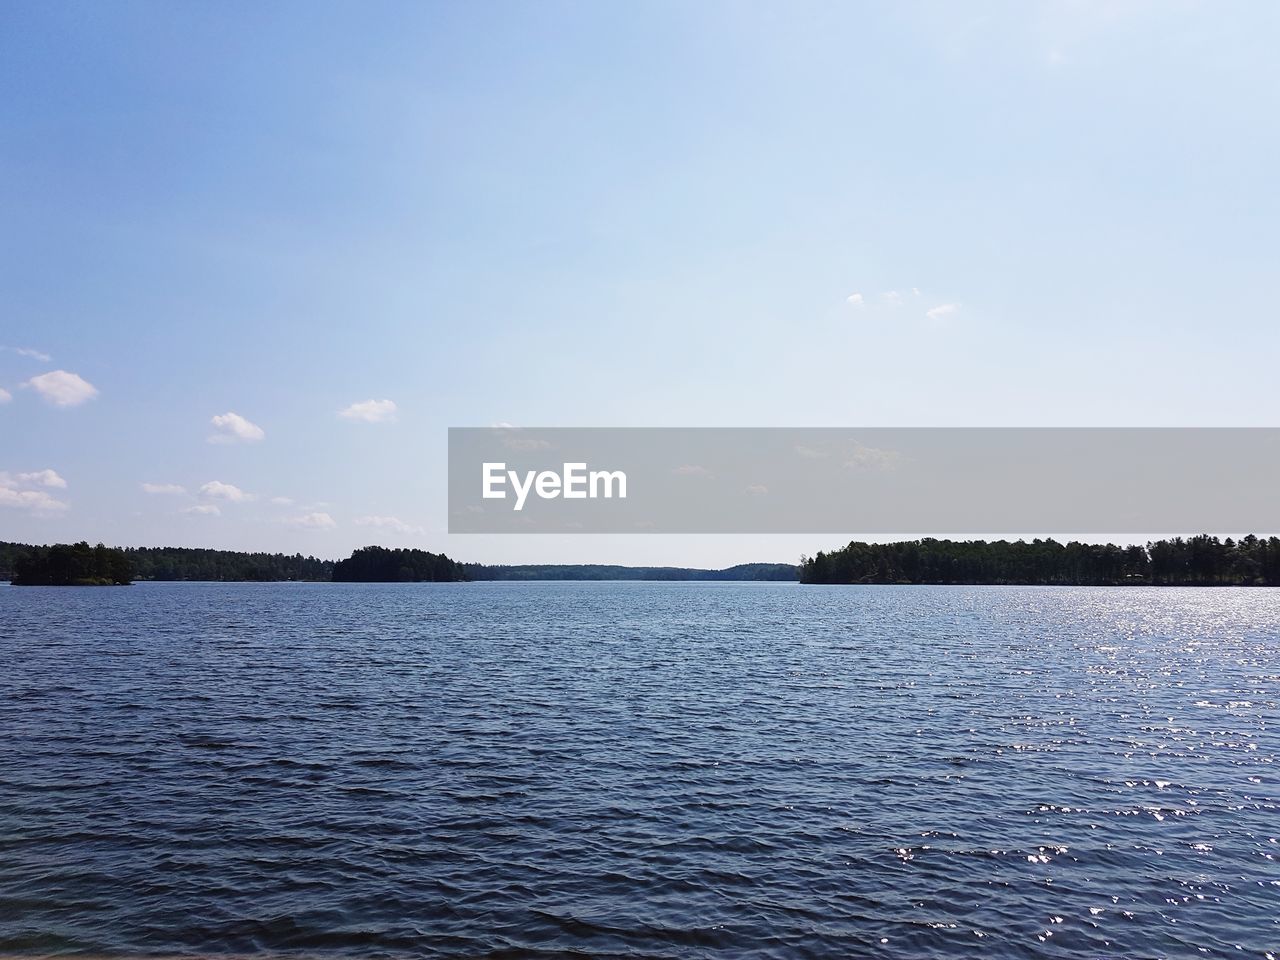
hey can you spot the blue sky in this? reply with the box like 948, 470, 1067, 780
2, 1, 1277, 566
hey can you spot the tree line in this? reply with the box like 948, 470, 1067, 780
17, 535, 1275, 587
1, 541, 796, 584
1, 541, 334, 582
4, 542, 460, 583
9, 542, 134, 585
130, 546, 335, 581
799, 535, 1280, 586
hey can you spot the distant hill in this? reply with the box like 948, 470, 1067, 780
465, 562, 798, 581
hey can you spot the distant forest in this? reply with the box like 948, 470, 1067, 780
800, 535, 1280, 586
1, 542, 333, 582
1, 540, 795, 584
9, 542, 134, 586
466, 563, 798, 581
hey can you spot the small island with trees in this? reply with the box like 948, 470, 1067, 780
332, 546, 467, 582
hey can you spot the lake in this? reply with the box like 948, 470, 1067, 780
1, 581, 1277, 957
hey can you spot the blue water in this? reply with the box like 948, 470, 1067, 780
1, 581, 1277, 958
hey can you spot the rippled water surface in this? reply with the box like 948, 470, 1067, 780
2, 582, 1278, 958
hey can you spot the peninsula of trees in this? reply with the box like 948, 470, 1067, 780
800, 536, 1280, 586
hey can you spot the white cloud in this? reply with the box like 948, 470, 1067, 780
142, 482, 186, 495
0, 471, 69, 514
926, 303, 958, 320
0, 388, 10, 404
183, 504, 221, 516
672, 464, 712, 477
2, 346, 52, 362
25, 370, 98, 407
209, 411, 265, 443
199, 480, 251, 502
18, 469, 66, 489
0, 487, 68, 513
745, 484, 769, 495
355, 515, 424, 535
882, 290, 903, 306
288, 511, 336, 529
338, 399, 397, 423
270, 496, 294, 506
846, 293, 864, 307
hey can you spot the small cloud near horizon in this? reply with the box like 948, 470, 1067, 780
339, 399, 397, 423
846, 293, 864, 307
881, 290, 903, 306
0, 388, 11, 403
672, 464, 712, 477
142, 482, 186, 495
746, 484, 769, 495
183, 504, 220, 516
209, 411, 265, 443
926, 303, 958, 320
25, 370, 98, 407
199, 480, 251, 502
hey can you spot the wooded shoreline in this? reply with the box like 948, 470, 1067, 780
800, 536, 1280, 586
5, 536, 1279, 586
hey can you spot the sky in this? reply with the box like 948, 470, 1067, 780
2, 0, 1278, 567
